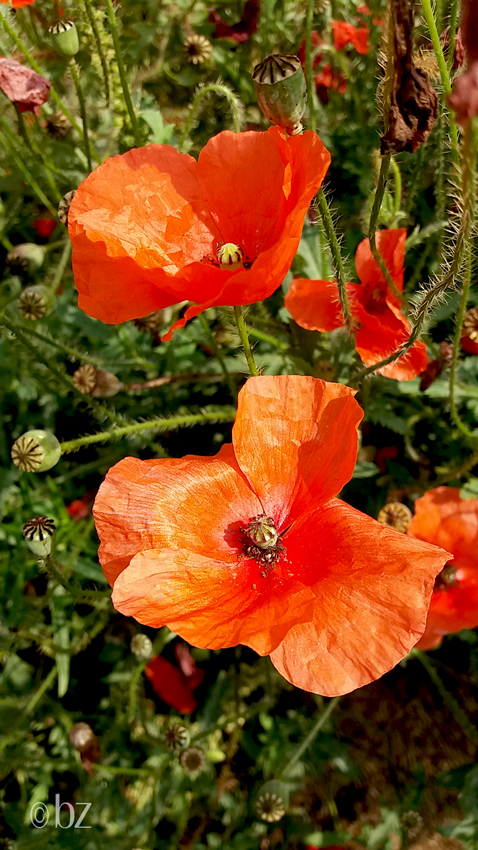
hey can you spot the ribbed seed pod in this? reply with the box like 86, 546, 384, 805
18, 285, 55, 320
58, 190, 77, 227
377, 502, 413, 533
184, 34, 213, 65
11, 430, 61, 473
23, 516, 56, 557
252, 54, 307, 134
255, 780, 290, 822
49, 20, 80, 57
179, 746, 206, 775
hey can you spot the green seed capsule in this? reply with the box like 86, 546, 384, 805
252, 54, 307, 134
23, 516, 56, 557
6, 243, 45, 276
49, 20, 80, 57
11, 430, 61, 473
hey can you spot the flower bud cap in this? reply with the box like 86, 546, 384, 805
49, 20, 80, 57
252, 54, 307, 134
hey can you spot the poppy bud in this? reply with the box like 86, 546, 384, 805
18, 285, 56, 320
6, 243, 45, 276
377, 502, 412, 533
130, 633, 153, 658
216, 242, 244, 268
179, 746, 206, 775
23, 515, 56, 557
46, 110, 72, 139
163, 723, 190, 752
69, 722, 96, 752
72, 365, 123, 397
252, 54, 307, 135
184, 34, 213, 65
58, 190, 76, 226
255, 780, 290, 822
11, 430, 61, 473
461, 306, 478, 354
49, 20, 80, 57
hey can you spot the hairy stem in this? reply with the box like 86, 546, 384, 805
420, 0, 459, 165
82, 0, 110, 104
233, 306, 259, 376
198, 313, 237, 400
413, 650, 478, 746
105, 0, 141, 146
281, 697, 340, 779
305, 0, 316, 133
317, 189, 354, 332
179, 84, 242, 151
70, 62, 93, 172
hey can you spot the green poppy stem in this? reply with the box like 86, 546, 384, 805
104, 0, 141, 147
281, 696, 340, 779
198, 313, 238, 400
233, 306, 259, 377
316, 189, 354, 333
179, 84, 243, 152
412, 650, 478, 746
70, 62, 93, 173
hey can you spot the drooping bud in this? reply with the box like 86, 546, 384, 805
184, 34, 213, 65
58, 190, 76, 226
133, 310, 165, 334
377, 502, 412, 533
131, 633, 153, 659
23, 515, 56, 558
246, 514, 279, 549
6, 243, 45, 276
18, 285, 56, 320
252, 54, 307, 135
216, 242, 244, 269
163, 723, 191, 752
179, 746, 206, 775
255, 780, 290, 822
72, 365, 123, 397
46, 110, 72, 139
11, 430, 61, 473
49, 20, 80, 57
461, 307, 478, 354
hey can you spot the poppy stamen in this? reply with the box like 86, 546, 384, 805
240, 513, 286, 573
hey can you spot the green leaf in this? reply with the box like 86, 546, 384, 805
353, 462, 379, 478
140, 109, 175, 145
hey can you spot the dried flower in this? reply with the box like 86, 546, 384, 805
377, 502, 412, 533
133, 310, 166, 334
184, 34, 212, 65
0, 57, 50, 115
69, 722, 101, 775
11, 430, 61, 473
18, 285, 55, 320
72, 365, 123, 397
179, 746, 206, 775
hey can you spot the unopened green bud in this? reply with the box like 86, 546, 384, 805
11, 430, 61, 473
131, 634, 153, 658
49, 20, 80, 57
255, 780, 290, 822
23, 515, 56, 557
6, 243, 46, 276
18, 285, 56, 320
252, 54, 307, 134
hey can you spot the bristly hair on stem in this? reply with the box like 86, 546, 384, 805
179, 82, 244, 151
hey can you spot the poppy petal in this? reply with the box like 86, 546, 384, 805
232, 376, 363, 527
145, 655, 197, 713
355, 229, 406, 291
269, 498, 451, 696
284, 278, 345, 331
94, 444, 263, 586
355, 323, 429, 380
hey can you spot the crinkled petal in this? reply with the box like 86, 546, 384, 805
284, 278, 346, 331
408, 487, 478, 562
355, 322, 428, 380
355, 229, 406, 292
94, 444, 262, 585
232, 376, 363, 527
145, 656, 197, 713
268, 498, 451, 696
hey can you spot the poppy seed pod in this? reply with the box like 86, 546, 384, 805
255, 780, 290, 822
184, 34, 213, 65
6, 243, 45, 276
46, 110, 72, 139
58, 190, 76, 227
72, 365, 123, 397
252, 54, 307, 134
163, 723, 190, 752
11, 430, 61, 473
18, 285, 56, 320
179, 746, 206, 775
23, 515, 56, 558
377, 502, 412, 533
130, 633, 153, 658
49, 20, 80, 57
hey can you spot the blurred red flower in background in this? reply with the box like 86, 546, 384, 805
285, 229, 429, 381
94, 375, 449, 697
0, 57, 50, 115
331, 21, 370, 55
33, 217, 57, 239
408, 487, 478, 650
145, 645, 204, 713
209, 0, 258, 43
0, 0, 38, 7
68, 128, 330, 337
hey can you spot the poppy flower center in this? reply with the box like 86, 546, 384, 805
362, 281, 387, 313
434, 562, 458, 591
216, 242, 244, 270
240, 514, 286, 571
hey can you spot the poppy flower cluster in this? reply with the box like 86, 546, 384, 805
68, 127, 330, 336
145, 643, 204, 713
408, 487, 478, 650
285, 228, 429, 381
93, 375, 450, 697
298, 17, 374, 104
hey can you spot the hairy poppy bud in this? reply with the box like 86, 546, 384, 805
377, 502, 412, 533
49, 20, 80, 57
18, 285, 56, 320
11, 430, 61, 473
252, 54, 307, 134
179, 746, 206, 775
216, 242, 244, 268
23, 515, 56, 557
255, 780, 290, 822
163, 723, 190, 752
184, 34, 213, 65
131, 634, 153, 658
6, 243, 45, 276
58, 190, 76, 226
69, 722, 96, 753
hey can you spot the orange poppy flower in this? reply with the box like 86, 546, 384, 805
331, 21, 370, 55
0, 0, 37, 6
68, 128, 330, 335
285, 229, 429, 381
408, 487, 478, 650
93, 375, 449, 697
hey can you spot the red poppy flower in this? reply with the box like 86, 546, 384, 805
0, 57, 50, 116
209, 0, 258, 43
93, 375, 449, 697
315, 64, 348, 104
145, 649, 203, 713
408, 487, 478, 650
33, 217, 57, 239
0, 0, 37, 7
331, 21, 370, 55
68, 128, 330, 336
66, 491, 96, 521
356, 5, 385, 27
285, 229, 429, 381
297, 30, 324, 69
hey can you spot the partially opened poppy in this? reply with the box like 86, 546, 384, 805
408, 487, 478, 650
94, 375, 450, 697
68, 128, 330, 336
285, 229, 429, 381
